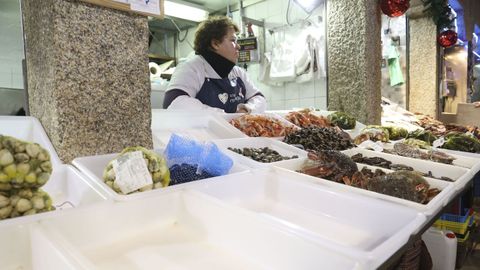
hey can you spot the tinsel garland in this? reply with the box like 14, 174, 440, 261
421, 0, 456, 28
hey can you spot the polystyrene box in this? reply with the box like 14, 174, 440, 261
213, 137, 308, 169
72, 152, 249, 201
30, 190, 361, 270
0, 116, 61, 167
151, 110, 246, 148
279, 160, 455, 218
0, 165, 108, 225
342, 148, 472, 192
187, 168, 426, 269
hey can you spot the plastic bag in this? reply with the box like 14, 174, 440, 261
164, 134, 233, 177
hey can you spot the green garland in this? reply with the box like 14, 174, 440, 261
421, 0, 456, 29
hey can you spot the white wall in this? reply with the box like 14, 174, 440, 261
171, 0, 327, 110
0, 0, 24, 89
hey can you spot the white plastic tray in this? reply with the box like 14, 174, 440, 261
213, 137, 308, 169
30, 190, 361, 270
0, 116, 62, 167
268, 109, 366, 138
151, 110, 246, 148
342, 148, 472, 192
381, 142, 480, 169
0, 222, 35, 270
280, 160, 455, 218
0, 164, 108, 225
222, 112, 301, 139
72, 152, 249, 201
186, 168, 426, 269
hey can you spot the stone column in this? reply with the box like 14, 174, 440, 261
408, 5, 438, 117
327, 0, 382, 125
22, 0, 152, 162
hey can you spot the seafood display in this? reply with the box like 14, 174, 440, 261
300, 150, 367, 187
228, 147, 299, 163
367, 171, 440, 204
0, 188, 54, 219
383, 126, 408, 140
415, 114, 446, 136
284, 127, 354, 151
416, 113, 480, 141
440, 132, 480, 153
229, 114, 299, 137
298, 150, 440, 204
0, 135, 52, 189
103, 146, 170, 194
354, 125, 390, 144
0, 135, 55, 220
284, 109, 332, 128
350, 153, 454, 181
403, 138, 431, 149
327, 111, 356, 129
384, 143, 456, 165
445, 124, 480, 140
406, 129, 437, 145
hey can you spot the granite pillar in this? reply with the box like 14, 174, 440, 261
22, 0, 152, 162
326, 0, 382, 125
408, 5, 438, 117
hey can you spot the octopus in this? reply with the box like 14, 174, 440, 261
299, 150, 368, 188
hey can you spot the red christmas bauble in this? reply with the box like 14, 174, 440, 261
437, 29, 458, 48
380, 0, 410, 17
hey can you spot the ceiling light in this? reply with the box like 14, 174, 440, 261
293, 0, 324, 13
164, 0, 209, 22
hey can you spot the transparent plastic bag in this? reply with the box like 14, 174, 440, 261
164, 134, 233, 177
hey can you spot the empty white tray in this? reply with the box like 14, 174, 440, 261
186, 167, 426, 269
30, 190, 361, 270
151, 110, 246, 148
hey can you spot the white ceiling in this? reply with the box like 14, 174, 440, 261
181, 0, 230, 12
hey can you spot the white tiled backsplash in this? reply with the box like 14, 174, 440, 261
169, 0, 328, 111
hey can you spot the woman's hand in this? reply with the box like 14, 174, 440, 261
474, 101, 480, 108
236, 107, 249, 113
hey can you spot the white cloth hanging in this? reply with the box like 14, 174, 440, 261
269, 41, 296, 82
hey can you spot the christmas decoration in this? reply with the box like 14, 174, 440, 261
380, 0, 410, 17
437, 29, 458, 48
422, 0, 458, 47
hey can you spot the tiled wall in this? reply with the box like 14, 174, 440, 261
0, 0, 24, 90
170, 0, 328, 111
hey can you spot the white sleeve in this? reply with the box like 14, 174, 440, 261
234, 67, 267, 113
166, 60, 203, 97
240, 95, 267, 113
168, 95, 224, 113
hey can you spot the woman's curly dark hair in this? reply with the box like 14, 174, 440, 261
194, 16, 239, 55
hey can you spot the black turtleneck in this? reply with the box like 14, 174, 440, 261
201, 50, 235, 78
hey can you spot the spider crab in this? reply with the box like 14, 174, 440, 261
299, 150, 369, 188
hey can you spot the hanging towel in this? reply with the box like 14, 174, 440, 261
269, 41, 296, 82
387, 44, 404, 87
